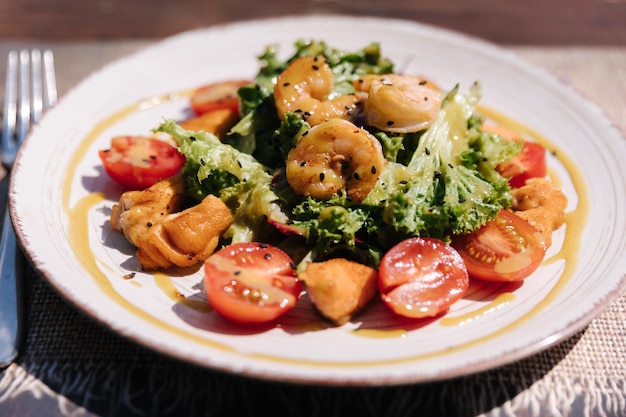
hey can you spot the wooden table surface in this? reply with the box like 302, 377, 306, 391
0, 0, 625, 45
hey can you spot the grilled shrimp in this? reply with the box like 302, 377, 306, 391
353, 74, 443, 133
286, 118, 386, 202
274, 55, 366, 126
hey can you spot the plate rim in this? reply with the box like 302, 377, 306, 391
9, 14, 626, 386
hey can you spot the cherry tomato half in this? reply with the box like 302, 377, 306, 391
497, 141, 547, 188
98, 135, 186, 189
378, 237, 469, 319
451, 210, 546, 282
203, 242, 302, 324
190, 79, 250, 116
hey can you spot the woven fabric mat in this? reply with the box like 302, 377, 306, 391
0, 42, 625, 417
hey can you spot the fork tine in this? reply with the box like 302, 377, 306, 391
42, 50, 57, 110
2, 49, 56, 169
1, 51, 18, 168
16, 50, 31, 147
30, 50, 43, 124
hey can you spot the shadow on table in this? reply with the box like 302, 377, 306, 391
9, 271, 583, 417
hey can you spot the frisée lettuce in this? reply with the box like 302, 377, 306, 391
155, 120, 288, 243
158, 40, 522, 268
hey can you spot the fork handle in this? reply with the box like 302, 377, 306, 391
0, 206, 25, 367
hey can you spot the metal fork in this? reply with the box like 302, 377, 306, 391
0, 49, 56, 367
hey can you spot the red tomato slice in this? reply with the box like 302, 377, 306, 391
451, 210, 546, 282
98, 136, 185, 189
203, 242, 302, 324
497, 141, 547, 188
267, 219, 306, 237
190, 79, 250, 116
378, 238, 469, 319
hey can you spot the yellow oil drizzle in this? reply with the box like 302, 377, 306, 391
547, 167, 563, 189
59, 96, 589, 368
440, 292, 516, 327
153, 272, 212, 313
353, 328, 408, 339
472, 106, 589, 328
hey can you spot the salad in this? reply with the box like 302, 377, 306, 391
101, 40, 566, 326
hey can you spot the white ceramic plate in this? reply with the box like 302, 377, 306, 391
11, 16, 626, 385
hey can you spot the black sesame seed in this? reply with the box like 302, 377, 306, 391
387, 121, 395, 126
371, 166, 377, 174
264, 253, 271, 260
319, 172, 325, 181
259, 242, 268, 248
300, 161, 307, 167
425, 147, 430, 155
354, 172, 361, 180
283, 82, 290, 87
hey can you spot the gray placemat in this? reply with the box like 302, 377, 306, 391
3, 268, 625, 417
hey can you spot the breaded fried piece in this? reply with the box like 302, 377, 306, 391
299, 258, 378, 326
110, 175, 233, 270
511, 178, 567, 247
110, 175, 187, 245
134, 195, 232, 269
